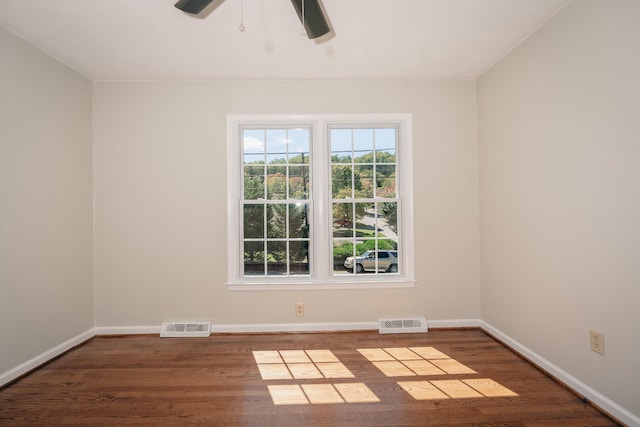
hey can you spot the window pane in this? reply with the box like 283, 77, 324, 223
355, 202, 372, 237
266, 129, 287, 164
333, 240, 355, 274
376, 165, 396, 198
243, 129, 265, 154
377, 202, 398, 239
354, 165, 374, 198
378, 240, 399, 273
267, 204, 287, 239
289, 203, 309, 239
332, 165, 352, 198
288, 166, 309, 199
332, 202, 354, 238
288, 128, 310, 164
243, 205, 264, 238
331, 128, 352, 163
266, 166, 287, 199
266, 241, 287, 275
289, 241, 310, 275
375, 128, 396, 150
353, 128, 374, 159
244, 241, 264, 275
244, 166, 265, 200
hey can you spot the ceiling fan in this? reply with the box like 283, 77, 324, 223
174, 0, 331, 39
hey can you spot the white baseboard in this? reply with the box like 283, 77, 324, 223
212, 321, 377, 333
427, 318, 482, 329
212, 319, 481, 333
94, 325, 160, 335
91, 319, 482, 336
0, 328, 95, 388
480, 321, 639, 427
94, 322, 375, 335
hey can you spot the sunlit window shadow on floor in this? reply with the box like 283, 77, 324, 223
268, 383, 380, 405
399, 378, 518, 400
357, 346, 476, 376
253, 349, 355, 380
254, 347, 517, 405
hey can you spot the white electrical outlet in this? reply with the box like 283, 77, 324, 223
590, 330, 605, 355
295, 303, 304, 317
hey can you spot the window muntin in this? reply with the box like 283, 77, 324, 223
242, 126, 311, 277
227, 114, 414, 289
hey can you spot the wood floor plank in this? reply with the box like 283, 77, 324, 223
0, 329, 621, 426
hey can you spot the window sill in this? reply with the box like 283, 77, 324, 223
226, 279, 416, 291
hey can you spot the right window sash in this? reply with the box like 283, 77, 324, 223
329, 125, 401, 277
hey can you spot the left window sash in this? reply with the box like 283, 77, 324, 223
240, 126, 312, 278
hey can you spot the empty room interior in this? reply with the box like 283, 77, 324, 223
1, 0, 639, 425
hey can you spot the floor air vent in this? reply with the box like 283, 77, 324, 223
160, 321, 211, 338
378, 318, 428, 334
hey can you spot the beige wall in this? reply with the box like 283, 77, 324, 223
478, 0, 640, 417
93, 79, 480, 327
0, 27, 93, 374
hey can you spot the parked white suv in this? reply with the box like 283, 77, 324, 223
344, 250, 399, 273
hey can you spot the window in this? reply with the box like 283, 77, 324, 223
329, 126, 399, 276
227, 115, 414, 290
241, 127, 311, 277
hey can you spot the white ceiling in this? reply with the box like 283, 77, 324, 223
0, 0, 569, 81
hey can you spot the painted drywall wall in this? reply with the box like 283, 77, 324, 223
478, 0, 640, 418
0, 27, 93, 375
93, 79, 480, 328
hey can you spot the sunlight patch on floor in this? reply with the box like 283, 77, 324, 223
358, 346, 476, 376
397, 380, 450, 400
257, 363, 292, 380
372, 361, 416, 377
462, 378, 518, 397
268, 383, 380, 405
253, 349, 355, 380
255, 346, 516, 405
430, 358, 476, 375
398, 379, 518, 400
430, 379, 484, 398
267, 385, 309, 405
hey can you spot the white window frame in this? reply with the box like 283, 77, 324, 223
226, 114, 415, 290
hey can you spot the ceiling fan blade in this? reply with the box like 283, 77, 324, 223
174, 0, 216, 15
290, 0, 330, 39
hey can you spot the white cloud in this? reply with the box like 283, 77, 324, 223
243, 136, 264, 153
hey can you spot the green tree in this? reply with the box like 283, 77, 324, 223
267, 204, 286, 239
332, 166, 362, 197
380, 202, 398, 234
267, 173, 287, 199
332, 193, 367, 226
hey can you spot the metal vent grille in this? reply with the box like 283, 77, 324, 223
160, 321, 211, 338
378, 318, 428, 334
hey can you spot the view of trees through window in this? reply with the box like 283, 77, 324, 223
242, 127, 311, 276
330, 127, 399, 275
240, 124, 400, 278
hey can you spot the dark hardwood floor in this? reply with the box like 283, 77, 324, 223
0, 329, 620, 426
